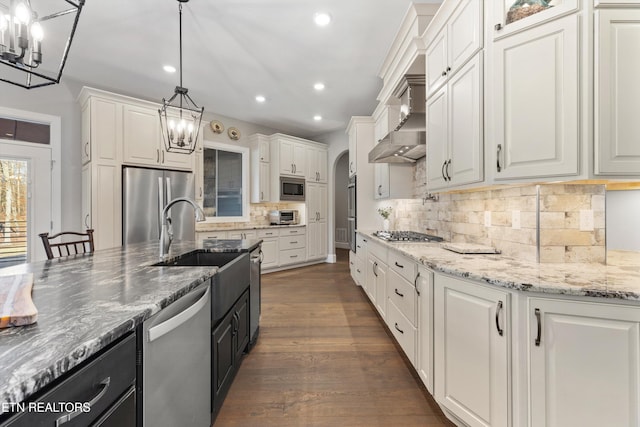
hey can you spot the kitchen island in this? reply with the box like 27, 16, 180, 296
0, 239, 260, 422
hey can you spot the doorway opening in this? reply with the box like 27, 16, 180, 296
334, 151, 349, 252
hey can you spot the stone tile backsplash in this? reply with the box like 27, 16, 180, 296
197, 202, 305, 230
385, 158, 606, 263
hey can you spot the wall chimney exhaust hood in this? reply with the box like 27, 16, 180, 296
369, 75, 426, 164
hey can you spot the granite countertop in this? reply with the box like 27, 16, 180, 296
359, 231, 640, 301
196, 223, 306, 232
0, 238, 261, 413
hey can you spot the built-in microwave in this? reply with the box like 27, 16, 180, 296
280, 177, 305, 201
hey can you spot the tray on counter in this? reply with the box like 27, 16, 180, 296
442, 243, 501, 255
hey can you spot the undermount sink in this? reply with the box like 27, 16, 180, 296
152, 251, 241, 267
152, 250, 250, 324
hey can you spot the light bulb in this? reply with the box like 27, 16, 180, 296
187, 123, 194, 133
31, 22, 43, 41
168, 120, 175, 130
14, 3, 31, 24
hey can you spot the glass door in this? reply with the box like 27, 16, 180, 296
0, 158, 28, 267
492, 0, 578, 40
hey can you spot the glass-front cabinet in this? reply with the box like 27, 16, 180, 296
491, 0, 578, 39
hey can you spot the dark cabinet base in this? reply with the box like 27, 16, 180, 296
211, 288, 250, 421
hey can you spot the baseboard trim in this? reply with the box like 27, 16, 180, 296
335, 242, 350, 250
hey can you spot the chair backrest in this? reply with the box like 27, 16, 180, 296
39, 229, 95, 260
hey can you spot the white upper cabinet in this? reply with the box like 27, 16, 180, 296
278, 137, 306, 177
426, 0, 483, 98
122, 104, 193, 171
347, 124, 357, 178
491, 0, 578, 41
306, 145, 327, 183
528, 297, 640, 427
250, 134, 271, 203
492, 13, 579, 180
427, 54, 483, 191
595, 9, 640, 175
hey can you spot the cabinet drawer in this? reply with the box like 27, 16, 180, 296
257, 229, 280, 238
387, 300, 417, 366
367, 240, 387, 264
5, 334, 136, 427
280, 227, 305, 236
388, 269, 417, 325
198, 231, 228, 242
388, 251, 417, 284
354, 255, 366, 286
279, 235, 306, 250
356, 233, 368, 251
228, 230, 257, 240
279, 248, 306, 265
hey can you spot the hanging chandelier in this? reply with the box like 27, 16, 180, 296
0, 0, 84, 89
158, 0, 204, 155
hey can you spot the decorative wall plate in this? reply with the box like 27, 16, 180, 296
228, 127, 241, 140
209, 120, 224, 134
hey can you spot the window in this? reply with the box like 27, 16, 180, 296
202, 141, 249, 222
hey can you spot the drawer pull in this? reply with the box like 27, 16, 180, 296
290, 255, 298, 258
496, 300, 504, 336
356, 269, 361, 273
290, 241, 298, 244
373, 261, 378, 277
394, 323, 404, 334
414, 272, 421, 296
394, 288, 404, 298
394, 261, 404, 269
56, 377, 111, 426
535, 308, 542, 346
357, 245, 361, 249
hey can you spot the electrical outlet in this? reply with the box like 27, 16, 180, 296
512, 210, 521, 229
484, 211, 492, 227
580, 210, 594, 231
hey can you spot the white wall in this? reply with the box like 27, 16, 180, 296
606, 190, 640, 251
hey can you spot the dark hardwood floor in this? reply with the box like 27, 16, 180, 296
214, 249, 454, 426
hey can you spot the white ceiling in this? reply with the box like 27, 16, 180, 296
60, 0, 442, 139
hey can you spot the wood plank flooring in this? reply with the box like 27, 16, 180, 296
215, 249, 454, 426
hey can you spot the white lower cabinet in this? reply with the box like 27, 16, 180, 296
257, 229, 279, 270
528, 297, 640, 427
365, 253, 387, 316
416, 266, 434, 394
434, 274, 510, 427
228, 230, 257, 240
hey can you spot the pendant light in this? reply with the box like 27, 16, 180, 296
0, 0, 84, 89
158, 0, 204, 154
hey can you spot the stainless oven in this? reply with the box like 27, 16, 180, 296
280, 177, 305, 201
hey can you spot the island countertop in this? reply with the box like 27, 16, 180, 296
0, 239, 260, 413
358, 231, 640, 301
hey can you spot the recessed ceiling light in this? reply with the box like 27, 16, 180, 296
314, 82, 325, 91
314, 115, 322, 121
314, 12, 331, 27
163, 65, 176, 73
255, 95, 266, 103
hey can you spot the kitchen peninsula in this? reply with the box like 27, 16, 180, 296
0, 238, 260, 426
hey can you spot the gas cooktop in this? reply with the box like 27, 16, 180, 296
373, 230, 444, 242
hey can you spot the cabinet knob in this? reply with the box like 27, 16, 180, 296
495, 23, 503, 31
441, 70, 447, 77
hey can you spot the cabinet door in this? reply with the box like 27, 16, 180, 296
595, 10, 640, 175
374, 260, 387, 319
93, 164, 121, 250
234, 291, 250, 360
194, 151, 203, 203
307, 221, 320, 260
449, 53, 483, 187
261, 238, 279, 269
416, 267, 434, 394
82, 164, 91, 230
307, 182, 319, 223
491, 0, 578, 41
123, 105, 160, 166
434, 274, 510, 427
448, 0, 483, 74
426, 29, 448, 98
212, 310, 235, 414
91, 97, 121, 163
162, 148, 193, 171
426, 86, 449, 191
258, 138, 270, 162
493, 14, 579, 180
306, 147, 319, 182
374, 164, 389, 199
348, 126, 357, 177
292, 143, 306, 177
279, 139, 294, 175
529, 298, 640, 427
258, 162, 270, 202
364, 256, 377, 304
81, 102, 91, 164
317, 184, 327, 222
317, 149, 327, 183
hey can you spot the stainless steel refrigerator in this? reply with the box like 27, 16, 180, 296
123, 167, 196, 245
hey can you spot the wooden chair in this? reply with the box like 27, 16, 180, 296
39, 229, 95, 260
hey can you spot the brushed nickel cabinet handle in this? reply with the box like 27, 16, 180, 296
497, 144, 503, 172
394, 323, 404, 334
394, 288, 404, 298
156, 149, 160, 163
414, 272, 421, 296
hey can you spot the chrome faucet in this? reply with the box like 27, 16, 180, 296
160, 197, 205, 258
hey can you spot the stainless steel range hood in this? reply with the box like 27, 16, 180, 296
369, 75, 426, 164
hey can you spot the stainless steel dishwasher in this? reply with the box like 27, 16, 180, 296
142, 282, 211, 427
